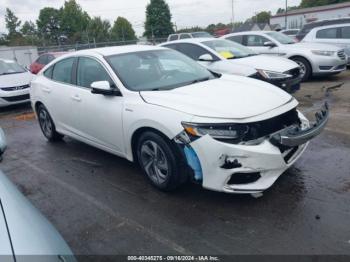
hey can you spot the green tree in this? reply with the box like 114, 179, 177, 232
250, 11, 271, 23
60, 0, 90, 43
5, 8, 22, 44
88, 17, 111, 42
144, 0, 174, 40
111, 17, 137, 42
37, 7, 62, 45
21, 21, 38, 45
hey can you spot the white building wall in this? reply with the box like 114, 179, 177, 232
0, 46, 38, 67
270, 6, 350, 29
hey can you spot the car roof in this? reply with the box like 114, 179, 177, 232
310, 23, 350, 31
62, 45, 166, 57
225, 31, 273, 36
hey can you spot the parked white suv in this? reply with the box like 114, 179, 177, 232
302, 23, 350, 64
160, 38, 302, 93
30, 45, 328, 195
223, 31, 347, 80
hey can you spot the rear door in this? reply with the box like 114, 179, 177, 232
40, 57, 76, 134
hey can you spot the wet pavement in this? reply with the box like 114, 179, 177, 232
0, 71, 350, 257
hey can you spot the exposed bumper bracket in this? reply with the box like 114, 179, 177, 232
270, 102, 329, 147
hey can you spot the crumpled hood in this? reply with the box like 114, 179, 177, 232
0, 71, 32, 88
285, 42, 342, 52
140, 74, 295, 119
232, 54, 299, 72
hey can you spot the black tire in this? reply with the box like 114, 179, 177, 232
136, 131, 187, 191
291, 57, 312, 81
37, 104, 63, 142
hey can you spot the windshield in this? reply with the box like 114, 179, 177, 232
192, 32, 213, 38
107, 49, 215, 91
266, 31, 296, 44
0, 60, 26, 75
202, 39, 257, 59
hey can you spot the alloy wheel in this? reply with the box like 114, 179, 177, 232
39, 109, 53, 137
140, 140, 169, 185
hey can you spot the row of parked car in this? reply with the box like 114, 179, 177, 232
0, 19, 344, 259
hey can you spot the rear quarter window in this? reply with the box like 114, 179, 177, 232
227, 35, 243, 44
43, 66, 53, 79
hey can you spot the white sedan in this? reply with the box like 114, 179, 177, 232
0, 59, 32, 107
160, 38, 302, 94
30, 45, 328, 195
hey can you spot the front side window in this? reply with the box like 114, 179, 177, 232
52, 58, 75, 84
246, 35, 270, 46
107, 50, 214, 91
316, 28, 338, 39
203, 39, 256, 59
77, 57, 113, 88
0, 60, 26, 75
341, 26, 350, 39
266, 31, 295, 44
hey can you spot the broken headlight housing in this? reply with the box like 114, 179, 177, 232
181, 122, 249, 141
257, 69, 292, 80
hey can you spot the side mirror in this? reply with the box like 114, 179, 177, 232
0, 128, 7, 159
263, 41, 277, 48
91, 81, 122, 96
198, 54, 215, 62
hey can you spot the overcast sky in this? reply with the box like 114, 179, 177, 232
0, 0, 302, 36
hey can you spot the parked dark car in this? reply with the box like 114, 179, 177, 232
296, 18, 350, 41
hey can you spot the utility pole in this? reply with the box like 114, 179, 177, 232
285, 0, 288, 29
231, 0, 234, 32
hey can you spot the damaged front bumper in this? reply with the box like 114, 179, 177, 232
178, 104, 329, 194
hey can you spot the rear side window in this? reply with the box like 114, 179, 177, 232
227, 35, 243, 44
47, 55, 55, 64
316, 28, 338, 39
77, 57, 113, 88
341, 26, 350, 39
52, 58, 75, 84
43, 66, 53, 79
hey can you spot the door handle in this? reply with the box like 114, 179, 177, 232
71, 95, 81, 102
42, 87, 51, 93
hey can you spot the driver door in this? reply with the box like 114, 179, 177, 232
70, 56, 125, 155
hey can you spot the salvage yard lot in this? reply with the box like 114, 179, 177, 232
1, 71, 350, 255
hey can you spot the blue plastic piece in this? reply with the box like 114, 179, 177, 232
183, 146, 203, 181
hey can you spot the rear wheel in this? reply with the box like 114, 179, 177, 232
37, 104, 63, 142
291, 57, 311, 81
136, 131, 187, 191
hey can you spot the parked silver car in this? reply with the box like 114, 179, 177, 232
302, 23, 350, 64
0, 128, 75, 261
223, 31, 347, 81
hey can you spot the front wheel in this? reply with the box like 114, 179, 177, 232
291, 57, 312, 81
37, 104, 63, 142
136, 131, 187, 191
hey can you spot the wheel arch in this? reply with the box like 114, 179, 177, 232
289, 55, 313, 70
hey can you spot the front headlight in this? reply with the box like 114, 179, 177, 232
311, 50, 336, 56
257, 69, 292, 80
181, 122, 248, 140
